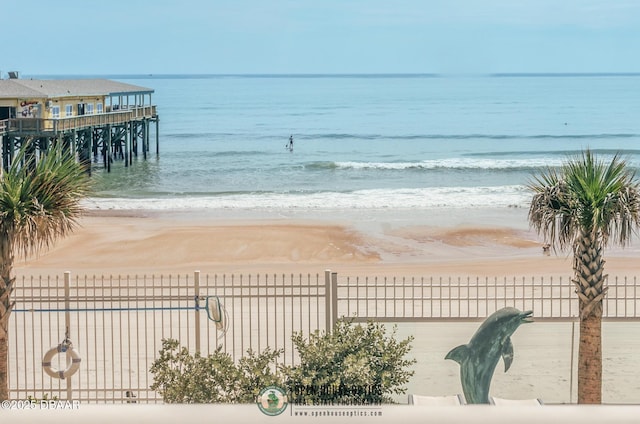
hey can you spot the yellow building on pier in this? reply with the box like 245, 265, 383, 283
0, 75, 159, 173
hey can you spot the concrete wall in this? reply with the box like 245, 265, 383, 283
3, 404, 640, 424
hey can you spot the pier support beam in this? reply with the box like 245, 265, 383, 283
143, 119, 148, 160
124, 122, 129, 167
1, 114, 159, 173
105, 124, 111, 172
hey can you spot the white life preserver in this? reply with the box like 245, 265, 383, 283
42, 344, 81, 379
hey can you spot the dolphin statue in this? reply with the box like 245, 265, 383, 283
445, 307, 533, 404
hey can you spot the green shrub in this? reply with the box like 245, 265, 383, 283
237, 347, 285, 401
282, 319, 415, 405
27, 393, 58, 402
150, 339, 283, 403
150, 319, 415, 404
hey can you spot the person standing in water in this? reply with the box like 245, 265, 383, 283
288, 135, 294, 151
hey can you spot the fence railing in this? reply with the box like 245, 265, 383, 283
8, 271, 640, 403
337, 275, 640, 322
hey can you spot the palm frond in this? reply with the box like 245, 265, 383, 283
527, 167, 577, 251
0, 140, 91, 258
528, 149, 640, 251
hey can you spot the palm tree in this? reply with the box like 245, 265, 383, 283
0, 140, 90, 400
528, 149, 640, 404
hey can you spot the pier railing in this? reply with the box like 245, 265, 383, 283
8, 271, 640, 403
2, 105, 157, 135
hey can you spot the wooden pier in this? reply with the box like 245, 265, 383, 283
0, 76, 159, 174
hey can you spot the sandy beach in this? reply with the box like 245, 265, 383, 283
15, 206, 640, 280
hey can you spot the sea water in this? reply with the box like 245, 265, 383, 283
83, 74, 640, 212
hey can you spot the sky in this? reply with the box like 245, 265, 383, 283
2, 0, 639, 76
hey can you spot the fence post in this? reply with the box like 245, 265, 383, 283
569, 320, 576, 403
64, 271, 72, 401
194, 270, 201, 354
331, 272, 338, 330
325, 270, 332, 332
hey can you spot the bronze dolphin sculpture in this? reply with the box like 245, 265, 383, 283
445, 307, 533, 404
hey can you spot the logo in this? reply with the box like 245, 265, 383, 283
257, 386, 288, 416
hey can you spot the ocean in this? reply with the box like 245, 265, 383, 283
83, 74, 640, 213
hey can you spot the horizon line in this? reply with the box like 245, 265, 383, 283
17, 71, 640, 80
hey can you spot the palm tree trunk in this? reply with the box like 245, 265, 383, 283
0, 326, 7, 401
0, 238, 14, 401
578, 312, 602, 404
573, 231, 605, 404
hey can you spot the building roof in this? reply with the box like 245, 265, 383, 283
0, 79, 154, 99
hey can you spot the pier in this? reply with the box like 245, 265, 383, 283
0, 75, 159, 174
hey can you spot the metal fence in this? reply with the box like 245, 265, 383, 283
8, 270, 640, 403
9, 271, 329, 403
336, 275, 640, 322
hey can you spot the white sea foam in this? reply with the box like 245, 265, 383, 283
83, 185, 531, 211
334, 158, 563, 170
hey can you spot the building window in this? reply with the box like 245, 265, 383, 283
97, 103, 103, 113
51, 105, 60, 118
65, 104, 73, 117
86, 103, 94, 114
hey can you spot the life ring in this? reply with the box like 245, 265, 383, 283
42, 344, 81, 379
